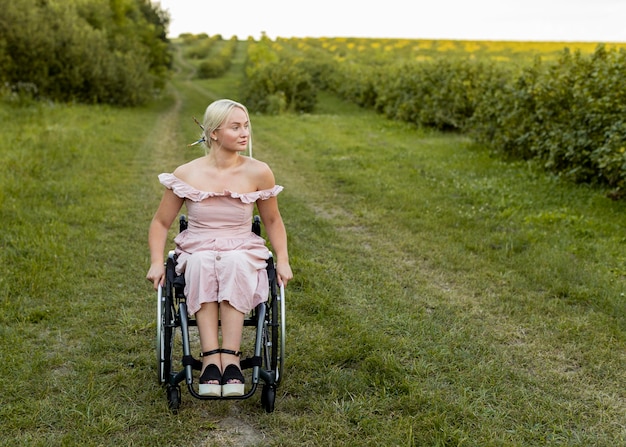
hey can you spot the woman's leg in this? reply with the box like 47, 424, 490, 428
195, 301, 221, 370
219, 301, 246, 396
219, 300, 245, 370
195, 302, 222, 395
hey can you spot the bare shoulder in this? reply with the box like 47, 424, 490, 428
243, 157, 276, 189
244, 156, 272, 174
172, 157, 205, 181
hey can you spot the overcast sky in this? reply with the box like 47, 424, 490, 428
157, 0, 626, 42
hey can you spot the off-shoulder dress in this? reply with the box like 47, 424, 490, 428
158, 173, 283, 316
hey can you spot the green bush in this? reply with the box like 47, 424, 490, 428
242, 40, 316, 114
468, 59, 542, 159
197, 59, 226, 78
185, 35, 220, 59
327, 62, 382, 108
471, 45, 626, 190
242, 62, 316, 113
372, 58, 510, 131
195, 36, 237, 79
0, 0, 171, 106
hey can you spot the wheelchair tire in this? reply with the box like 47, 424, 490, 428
269, 290, 280, 375
268, 284, 286, 386
157, 284, 175, 385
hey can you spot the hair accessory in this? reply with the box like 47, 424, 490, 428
187, 137, 205, 147
187, 116, 207, 146
192, 116, 205, 130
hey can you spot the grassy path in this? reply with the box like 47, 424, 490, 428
253, 103, 626, 445
1, 39, 625, 446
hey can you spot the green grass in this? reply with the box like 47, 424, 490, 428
1, 41, 625, 446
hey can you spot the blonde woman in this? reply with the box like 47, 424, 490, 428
147, 99, 292, 396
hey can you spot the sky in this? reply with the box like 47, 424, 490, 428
156, 0, 626, 43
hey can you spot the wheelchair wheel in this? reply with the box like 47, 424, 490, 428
156, 283, 175, 384
261, 384, 276, 413
167, 384, 181, 412
268, 284, 286, 386
259, 280, 284, 414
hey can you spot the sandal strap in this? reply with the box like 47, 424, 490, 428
220, 349, 242, 357
200, 348, 221, 357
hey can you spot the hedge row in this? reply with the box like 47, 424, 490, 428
241, 39, 626, 192
470, 46, 626, 189
327, 58, 511, 132
240, 37, 316, 114
182, 34, 221, 59
196, 37, 238, 79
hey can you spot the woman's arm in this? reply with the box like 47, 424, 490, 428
257, 196, 293, 287
251, 159, 293, 286
146, 188, 184, 289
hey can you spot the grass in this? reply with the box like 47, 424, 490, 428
255, 101, 626, 445
1, 40, 625, 446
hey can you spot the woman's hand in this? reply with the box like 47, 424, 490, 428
276, 261, 293, 288
146, 262, 165, 290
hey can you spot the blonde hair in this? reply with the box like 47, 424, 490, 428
202, 99, 253, 158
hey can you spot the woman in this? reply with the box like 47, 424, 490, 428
146, 99, 292, 397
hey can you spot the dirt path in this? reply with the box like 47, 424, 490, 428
197, 414, 266, 447
155, 43, 269, 447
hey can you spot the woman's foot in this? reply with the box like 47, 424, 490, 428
221, 364, 245, 396
199, 348, 222, 396
220, 349, 244, 396
199, 364, 222, 396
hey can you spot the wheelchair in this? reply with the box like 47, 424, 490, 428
156, 215, 285, 413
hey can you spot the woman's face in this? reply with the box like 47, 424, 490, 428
213, 107, 250, 152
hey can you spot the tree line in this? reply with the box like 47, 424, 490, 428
0, 0, 171, 106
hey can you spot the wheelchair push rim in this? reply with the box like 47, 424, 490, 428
277, 284, 286, 385
156, 285, 165, 383
156, 282, 175, 385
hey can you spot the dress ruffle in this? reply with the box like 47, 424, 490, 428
158, 173, 283, 203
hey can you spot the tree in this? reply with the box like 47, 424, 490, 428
0, 0, 172, 106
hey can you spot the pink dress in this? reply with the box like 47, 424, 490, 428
159, 173, 283, 316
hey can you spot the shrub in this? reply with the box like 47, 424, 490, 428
195, 36, 238, 79
327, 62, 382, 108
470, 45, 626, 189
368, 59, 503, 131
0, 0, 171, 106
242, 40, 316, 114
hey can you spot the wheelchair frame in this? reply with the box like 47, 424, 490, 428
156, 215, 286, 413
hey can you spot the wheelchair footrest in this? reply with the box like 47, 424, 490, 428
182, 355, 261, 371
240, 356, 262, 370
182, 355, 203, 371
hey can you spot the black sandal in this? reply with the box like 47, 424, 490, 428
220, 349, 245, 397
199, 349, 221, 396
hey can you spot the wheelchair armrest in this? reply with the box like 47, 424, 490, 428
252, 215, 261, 236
